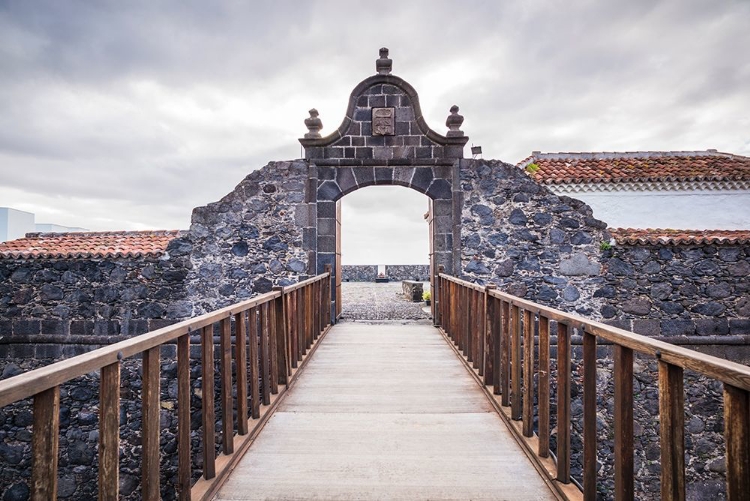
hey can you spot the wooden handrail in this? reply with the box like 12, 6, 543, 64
436, 272, 750, 501
0, 271, 333, 500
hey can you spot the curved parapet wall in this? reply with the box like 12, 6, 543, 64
299, 49, 469, 166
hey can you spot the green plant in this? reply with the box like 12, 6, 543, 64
423, 290, 431, 301
525, 162, 540, 174
600, 241, 612, 251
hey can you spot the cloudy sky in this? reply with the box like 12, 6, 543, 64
1, 1, 748, 263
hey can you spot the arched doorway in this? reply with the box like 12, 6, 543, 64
298, 48, 469, 321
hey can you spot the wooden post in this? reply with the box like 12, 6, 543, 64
142, 346, 161, 500
500, 300, 510, 407
324, 264, 333, 326
614, 345, 634, 500
723, 384, 750, 501
31, 386, 60, 500
436, 265, 445, 327
201, 325, 216, 479
99, 362, 120, 501
659, 360, 685, 501
248, 308, 260, 419
273, 286, 290, 386
269, 299, 279, 395
260, 303, 271, 406
538, 315, 550, 458
583, 329, 597, 501
484, 285, 496, 386
557, 322, 571, 483
219, 317, 233, 455
522, 309, 534, 437
177, 335, 192, 501
235, 312, 248, 435
511, 304, 521, 420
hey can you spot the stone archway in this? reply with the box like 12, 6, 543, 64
298, 48, 469, 320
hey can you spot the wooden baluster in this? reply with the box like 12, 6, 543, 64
235, 313, 248, 435
201, 325, 216, 479
583, 328, 597, 501
614, 345, 634, 500
478, 288, 486, 378
273, 287, 289, 386
219, 317, 233, 455
289, 291, 298, 368
557, 322, 571, 484
142, 347, 161, 500
99, 362, 120, 501
176, 335, 192, 501
723, 384, 749, 501
484, 285, 496, 386
296, 289, 304, 359
474, 290, 482, 372
500, 300, 511, 407
31, 386, 60, 500
522, 309, 534, 437
307, 282, 314, 349
511, 304, 522, 420
260, 303, 271, 406
269, 299, 279, 395
659, 360, 685, 501
449, 281, 456, 342
538, 315, 550, 458
463, 286, 470, 356
248, 308, 260, 419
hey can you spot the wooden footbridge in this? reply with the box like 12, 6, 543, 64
1, 270, 749, 500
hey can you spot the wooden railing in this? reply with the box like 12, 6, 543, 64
436, 272, 750, 501
0, 269, 332, 500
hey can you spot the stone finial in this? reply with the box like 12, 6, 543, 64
304, 108, 322, 139
376, 47, 392, 75
445, 105, 464, 137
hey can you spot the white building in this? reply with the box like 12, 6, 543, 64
517, 150, 750, 230
0, 207, 88, 242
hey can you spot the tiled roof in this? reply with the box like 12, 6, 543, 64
610, 228, 750, 246
518, 150, 750, 185
0, 230, 183, 259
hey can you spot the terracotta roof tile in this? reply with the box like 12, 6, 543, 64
610, 228, 750, 246
0, 230, 184, 259
517, 150, 750, 185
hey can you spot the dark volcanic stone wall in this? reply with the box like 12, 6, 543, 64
600, 243, 750, 337
457, 159, 609, 315
185, 160, 311, 315
342, 265, 429, 282
0, 238, 193, 357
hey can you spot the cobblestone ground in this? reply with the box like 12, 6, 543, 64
340, 282, 431, 322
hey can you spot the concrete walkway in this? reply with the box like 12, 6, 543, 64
214, 322, 557, 501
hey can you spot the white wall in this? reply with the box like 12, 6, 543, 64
0, 207, 35, 242
34, 223, 88, 233
561, 189, 750, 229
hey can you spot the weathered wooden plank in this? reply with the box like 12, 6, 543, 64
614, 345, 634, 500
583, 330, 597, 501
201, 325, 216, 479
296, 289, 305, 359
538, 315, 550, 458
511, 304, 521, 421
248, 308, 260, 420
142, 347, 161, 500
522, 309, 534, 437
500, 300, 510, 407
177, 335, 192, 501
31, 386, 60, 500
557, 322, 571, 484
659, 360, 684, 501
478, 288, 486, 378
235, 313, 249, 435
723, 383, 750, 501
99, 363, 120, 501
288, 292, 298, 369
272, 288, 289, 385
260, 303, 271, 406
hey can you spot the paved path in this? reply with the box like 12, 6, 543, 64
340, 282, 431, 321
214, 322, 557, 501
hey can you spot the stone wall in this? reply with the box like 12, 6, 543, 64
0, 239, 192, 357
341, 264, 429, 282
599, 243, 750, 337
185, 160, 311, 315
457, 159, 609, 316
